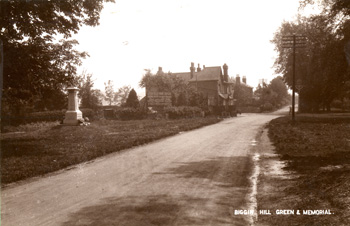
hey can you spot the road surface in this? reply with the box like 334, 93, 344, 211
1, 111, 286, 226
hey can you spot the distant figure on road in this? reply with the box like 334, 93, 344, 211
289, 106, 292, 115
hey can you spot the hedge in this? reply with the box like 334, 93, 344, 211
115, 107, 147, 120
1, 110, 65, 126
163, 106, 203, 119
1, 109, 97, 127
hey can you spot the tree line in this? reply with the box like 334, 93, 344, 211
272, 0, 350, 112
1, 0, 294, 118
77, 71, 139, 109
0, 0, 146, 116
254, 76, 291, 111
140, 70, 291, 112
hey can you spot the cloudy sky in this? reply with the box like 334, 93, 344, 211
73, 0, 311, 95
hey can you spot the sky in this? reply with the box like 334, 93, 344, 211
73, 0, 307, 96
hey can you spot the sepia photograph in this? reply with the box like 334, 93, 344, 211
1, 0, 350, 225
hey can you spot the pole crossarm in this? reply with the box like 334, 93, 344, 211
282, 45, 307, 48
282, 35, 307, 49
282, 41, 307, 44
282, 35, 306, 38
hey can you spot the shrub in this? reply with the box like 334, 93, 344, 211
80, 108, 96, 120
26, 110, 65, 124
1, 109, 100, 129
164, 106, 202, 119
261, 102, 274, 112
2, 121, 60, 133
125, 89, 140, 108
1, 110, 64, 129
115, 107, 147, 120
331, 99, 342, 109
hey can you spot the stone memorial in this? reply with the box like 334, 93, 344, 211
63, 87, 83, 125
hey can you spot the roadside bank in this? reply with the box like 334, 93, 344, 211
255, 116, 350, 225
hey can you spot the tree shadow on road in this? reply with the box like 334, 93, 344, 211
63, 156, 253, 226
156, 156, 253, 188
156, 156, 254, 224
63, 194, 249, 226
63, 195, 210, 226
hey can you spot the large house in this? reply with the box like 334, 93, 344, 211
146, 62, 253, 114
171, 63, 234, 108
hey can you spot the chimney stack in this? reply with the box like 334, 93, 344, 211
242, 76, 247, 84
190, 62, 195, 79
197, 63, 201, 72
157, 67, 163, 75
236, 74, 241, 84
223, 64, 228, 82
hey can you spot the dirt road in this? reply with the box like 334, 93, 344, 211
1, 112, 285, 226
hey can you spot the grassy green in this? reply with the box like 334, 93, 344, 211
258, 115, 350, 225
1, 117, 221, 185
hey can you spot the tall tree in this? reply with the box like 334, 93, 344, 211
125, 89, 139, 108
272, 15, 349, 112
254, 77, 290, 109
176, 92, 188, 106
77, 71, 103, 109
104, 80, 115, 106
269, 76, 289, 105
140, 69, 188, 94
300, 0, 350, 20
0, 0, 114, 115
114, 85, 131, 106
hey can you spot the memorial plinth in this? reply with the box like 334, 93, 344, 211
64, 87, 83, 125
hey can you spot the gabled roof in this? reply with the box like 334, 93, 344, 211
189, 66, 222, 82
172, 66, 223, 83
172, 72, 192, 82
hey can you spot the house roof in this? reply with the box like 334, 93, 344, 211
172, 72, 192, 82
190, 66, 222, 82
171, 65, 252, 88
172, 66, 223, 83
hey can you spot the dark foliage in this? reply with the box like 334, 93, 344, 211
77, 72, 103, 109
176, 92, 187, 106
115, 107, 146, 120
164, 106, 203, 119
254, 76, 290, 111
84, 89, 103, 109
272, 0, 350, 112
1, 110, 65, 127
125, 89, 139, 108
0, 0, 114, 115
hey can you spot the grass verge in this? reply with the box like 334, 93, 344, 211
1, 117, 221, 186
257, 116, 350, 225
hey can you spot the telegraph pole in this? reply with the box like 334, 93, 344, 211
0, 39, 3, 114
282, 34, 306, 123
